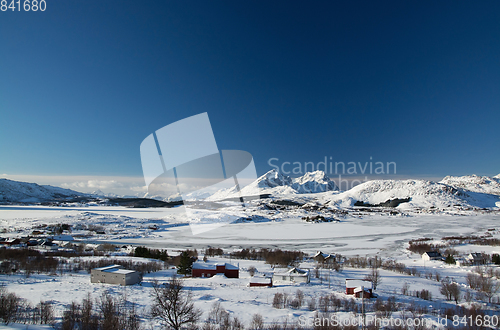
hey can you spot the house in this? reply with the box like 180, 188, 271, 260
313, 251, 337, 265
249, 277, 273, 287
422, 251, 443, 261
345, 279, 373, 298
0, 238, 21, 246
466, 253, 485, 265
191, 262, 239, 278
272, 267, 310, 284
455, 257, 468, 267
91, 265, 142, 285
40, 241, 59, 250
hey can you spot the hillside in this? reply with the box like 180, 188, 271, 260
325, 178, 500, 209
0, 178, 84, 204
440, 174, 500, 196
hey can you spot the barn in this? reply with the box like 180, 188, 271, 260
91, 265, 142, 285
191, 262, 239, 278
345, 279, 373, 298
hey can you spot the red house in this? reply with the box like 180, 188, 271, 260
191, 262, 239, 278
345, 279, 373, 298
249, 277, 273, 287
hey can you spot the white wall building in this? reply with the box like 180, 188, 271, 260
91, 265, 141, 286
272, 267, 310, 284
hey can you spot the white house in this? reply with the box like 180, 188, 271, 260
422, 251, 443, 261
272, 267, 310, 284
466, 253, 485, 265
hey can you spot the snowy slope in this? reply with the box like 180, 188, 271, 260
440, 174, 500, 196
291, 170, 339, 193
206, 170, 338, 200
0, 178, 84, 203
325, 179, 500, 209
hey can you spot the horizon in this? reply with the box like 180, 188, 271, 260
0, 171, 493, 197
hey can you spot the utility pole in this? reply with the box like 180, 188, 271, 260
361, 286, 365, 330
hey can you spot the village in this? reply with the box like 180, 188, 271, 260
1, 227, 500, 329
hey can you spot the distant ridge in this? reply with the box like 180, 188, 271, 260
0, 178, 84, 203
324, 174, 500, 209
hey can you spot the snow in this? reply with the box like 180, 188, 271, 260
1, 174, 500, 328
320, 178, 500, 209
207, 170, 338, 201
345, 279, 373, 289
440, 174, 500, 196
0, 178, 84, 203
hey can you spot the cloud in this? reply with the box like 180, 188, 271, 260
61, 180, 126, 191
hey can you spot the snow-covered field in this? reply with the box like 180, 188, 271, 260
0, 204, 498, 255
1, 204, 500, 329
2, 253, 499, 329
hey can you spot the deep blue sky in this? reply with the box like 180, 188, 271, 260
1, 1, 499, 186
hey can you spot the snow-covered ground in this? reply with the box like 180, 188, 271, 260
1, 205, 498, 255
1, 172, 500, 329
2, 252, 499, 329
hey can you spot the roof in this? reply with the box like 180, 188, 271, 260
468, 252, 483, 259
274, 267, 309, 276
313, 251, 335, 259
249, 277, 272, 284
94, 265, 123, 271
93, 265, 137, 274
107, 269, 136, 275
354, 287, 372, 293
192, 262, 239, 270
423, 251, 442, 257
346, 279, 373, 289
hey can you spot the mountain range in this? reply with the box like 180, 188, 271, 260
1, 171, 499, 209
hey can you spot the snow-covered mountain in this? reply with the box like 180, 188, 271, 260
440, 174, 500, 196
0, 178, 85, 203
206, 170, 338, 201
292, 171, 339, 193
324, 177, 500, 209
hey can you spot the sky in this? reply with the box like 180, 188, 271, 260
1, 1, 499, 195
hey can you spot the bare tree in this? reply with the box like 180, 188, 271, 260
62, 301, 81, 330
151, 277, 201, 330
365, 267, 381, 290
248, 266, 257, 277
440, 280, 460, 303
481, 276, 500, 303
272, 293, 284, 309
307, 297, 316, 311
98, 292, 122, 330
401, 282, 410, 296
81, 292, 99, 330
450, 284, 461, 304
295, 289, 304, 307
0, 288, 20, 325
39, 301, 54, 325
250, 313, 264, 330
